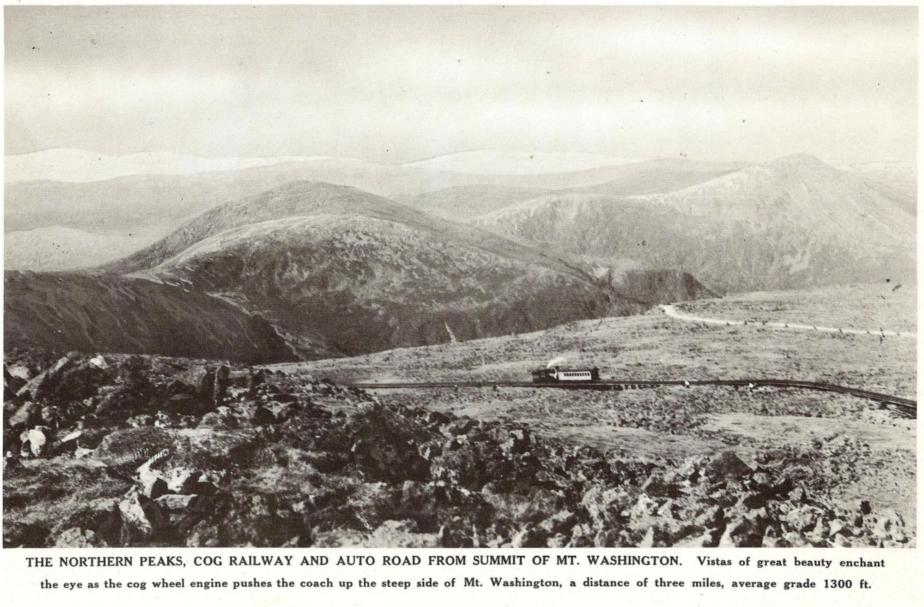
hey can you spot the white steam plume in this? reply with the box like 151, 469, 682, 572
546, 356, 568, 368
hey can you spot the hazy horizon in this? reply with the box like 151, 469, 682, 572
4, 146, 917, 166
6, 6, 917, 166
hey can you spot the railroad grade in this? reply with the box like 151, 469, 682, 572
347, 379, 916, 418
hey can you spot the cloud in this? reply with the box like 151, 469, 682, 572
8, 66, 241, 117
4, 6, 917, 163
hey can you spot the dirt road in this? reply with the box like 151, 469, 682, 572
658, 304, 917, 339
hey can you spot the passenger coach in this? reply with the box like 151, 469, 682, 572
530, 366, 601, 383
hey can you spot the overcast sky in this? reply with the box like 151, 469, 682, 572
4, 5, 918, 164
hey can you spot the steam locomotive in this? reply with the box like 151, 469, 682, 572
530, 366, 601, 383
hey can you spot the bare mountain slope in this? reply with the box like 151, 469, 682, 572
475, 155, 915, 293
580, 166, 739, 197
4, 271, 295, 363
399, 160, 744, 222
102, 181, 589, 278
5, 156, 750, 273
88, 181, 714, 359
844, 161, 917, 217
399, 185, 552, 220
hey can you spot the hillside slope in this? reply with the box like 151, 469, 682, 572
4, 271, 295, 363
399, 161, 744, 222
475, 155, 915, 293
5, 156, 751, 273
400, 185, 551, 220
95, 181, 713, 358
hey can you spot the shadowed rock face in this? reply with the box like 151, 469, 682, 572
3, 352, 912, 548
3, 272, 295, 364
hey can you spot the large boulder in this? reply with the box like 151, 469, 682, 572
581, 485, 633, 529
155, 494, 213, 515
368, 520, 441, 547
719, 512, 768, 547
213, 365, 231, 407
214, 494, 302, 547
17, 354, 113, 402
641, 473, 683, 498
19, 426, 51, 458
4, 366, 26, 400
16, 355, 77, 400
8, 402, 41, 429
54, 527, 107, 548
116, 487, 168, 544
704, 451, 752, 482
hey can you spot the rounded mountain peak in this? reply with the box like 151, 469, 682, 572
210, 180, 418, 226
766, 153, 835, 171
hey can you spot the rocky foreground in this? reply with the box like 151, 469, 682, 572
3, 352, 912, 548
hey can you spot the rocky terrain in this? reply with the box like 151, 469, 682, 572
3, 351, 912, 548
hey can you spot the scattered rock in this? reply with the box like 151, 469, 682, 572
251, 406, 276, 426
165, 467, 200, 494
16, 355, 76, 400
155, 494, 212, 513
1, 351, 913, 549
642, 473, 682, 498
719, 513, 767, 547
705, 451, 752, 481
117, 487, 167, 543
20, 427, 50, 457
54, 527, 107, 548
8, 402, 41, 429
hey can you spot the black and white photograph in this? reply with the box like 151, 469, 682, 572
2, 5, 917, 550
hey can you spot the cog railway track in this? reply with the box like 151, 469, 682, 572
348, 379, 916, 418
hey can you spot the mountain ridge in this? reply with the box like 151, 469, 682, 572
82, 181, 715, 359
473, 155, 915, 292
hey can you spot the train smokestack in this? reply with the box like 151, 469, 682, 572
546, 356, 567, 369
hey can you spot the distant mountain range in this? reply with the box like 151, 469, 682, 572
5, 155, 681, 235
5, 148, 334, 184
6, 148, 639, 184
402, 149, 637, 175
4, 148, 914, 362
